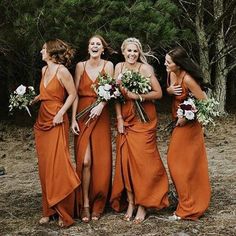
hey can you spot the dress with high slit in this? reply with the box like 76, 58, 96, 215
74, 61, 112, 216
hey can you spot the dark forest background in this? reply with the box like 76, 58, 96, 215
1, 0, 236, 120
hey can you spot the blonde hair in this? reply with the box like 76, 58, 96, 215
121, 37, 157, 64
46, 39, 75, 67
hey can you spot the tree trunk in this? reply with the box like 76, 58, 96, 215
213, 0, 227, 114
195, 0, 211, 84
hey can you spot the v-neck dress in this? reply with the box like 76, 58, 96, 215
167, 73, 211, 220
110, 63, 169, 212
34, 66, 80, 226
74, 61, 112, 216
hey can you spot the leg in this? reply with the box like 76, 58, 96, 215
81, 142, 92, 223
133, 205, 146, 224
123, 190, 135, 221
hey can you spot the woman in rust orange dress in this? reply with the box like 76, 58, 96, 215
165, 47, 211, 220
34, 39, 80, 227
110, 38, 169, 224
71, 35, 114, 222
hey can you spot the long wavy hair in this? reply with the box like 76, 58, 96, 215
46, 39, 75, 67
167, 47, 206, 89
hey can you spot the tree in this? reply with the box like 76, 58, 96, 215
0, 0, 190, 117
173, 0, 236, 114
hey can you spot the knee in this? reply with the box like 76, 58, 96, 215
83, 159, 91, 168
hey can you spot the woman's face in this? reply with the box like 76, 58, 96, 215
165, 54, 179, 73
40, 44, 50, 62
123, 43, 139, 65
88, 37, 104, 58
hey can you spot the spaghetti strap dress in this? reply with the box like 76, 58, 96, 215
110, 63, 169, 211
34, 66, 80, 226
74, 61, 112, 216
167, 75, 211, 220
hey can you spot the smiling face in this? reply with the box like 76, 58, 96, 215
40, 44, 50, 62
88, 37, 104, 58
165, 54, 179, 73
122, 43, 140, 65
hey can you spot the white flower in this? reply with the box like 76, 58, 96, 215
177, 108, 183, 117
28, 86, 34, 91
114, 89, 121, 97
104, 84, 112, 91
185, 110, 195, 120
16, 85, 26, 95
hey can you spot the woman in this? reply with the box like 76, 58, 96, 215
71, 35, 114, 222
34, 39, 80, 227
110, 38, 169, 224
165, 47, 211, 220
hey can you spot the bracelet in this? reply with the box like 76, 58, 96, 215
137, 94, 143, 102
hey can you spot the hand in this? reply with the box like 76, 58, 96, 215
126, 90, 139, 100
30, 95, 40, 105
176, 116, 187, 127
168, 84, 182, 96
117, 118, 126, 134
71, 119, 80, 135
53, 112, 64, 126
89, 102, 105, 119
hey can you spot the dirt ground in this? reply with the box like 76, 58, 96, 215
0, 112, 236, 236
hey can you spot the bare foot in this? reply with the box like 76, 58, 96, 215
39, 217, 49, 225
58, 217, 64, 227
133, 206, 146, 224
123, 202, 135, 221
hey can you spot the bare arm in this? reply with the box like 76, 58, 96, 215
71, 62, 84, 135
53, 66, 76, 126
184, 75, 207, 100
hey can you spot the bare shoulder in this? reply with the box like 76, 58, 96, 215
184, 73, 196, 86
105, 60, 114, 68
42, 66, 47, 74
57, 65, 72, 80
115, 62, 123, 71
140, 63, 154, 77
76, 61, 85, 71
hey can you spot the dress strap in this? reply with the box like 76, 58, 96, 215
120, 62, 125, 73
138, 63, 142, 72
43, 66, 48, 78
102, 60, 108, 70
55, 64, 61, 76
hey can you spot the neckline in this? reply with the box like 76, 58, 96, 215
122, 62, 142, 73
43, 65, 60, 88
84, 60, 106, 82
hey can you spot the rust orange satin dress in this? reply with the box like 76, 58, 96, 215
34, 67, 80, 226
167, 78, 211, 220
110, 81, 169, 211
75, 62, 112, 216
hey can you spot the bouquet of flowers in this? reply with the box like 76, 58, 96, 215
117, 70, 152, 123
177, 96, 219, 126
76, 73, 121, 124
9, 84, 36, 117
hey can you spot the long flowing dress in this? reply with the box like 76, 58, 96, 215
110, 66, 169, 211
75, 61, 112, 216
34, 67, 80, 226
167, 76, 211, 220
